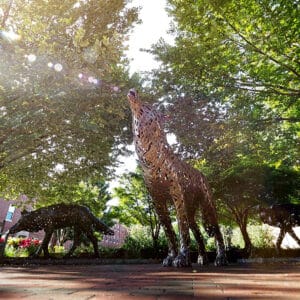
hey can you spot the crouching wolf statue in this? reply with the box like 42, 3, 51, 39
9, 204, 114, 258
127, 89, 227, 267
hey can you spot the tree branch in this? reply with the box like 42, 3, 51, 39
225, 21, 300, 79
1, 0, 14, 28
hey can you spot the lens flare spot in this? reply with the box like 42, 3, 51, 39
54, 63, 63, 72
88, 76, 94, 83
0, 29, 21, 42
27, 54, 36, 62
83, 47, 98, 64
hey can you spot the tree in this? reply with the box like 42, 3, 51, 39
111, 169, 162, 250
207, 162, 300, 253
36, 180, 111, 216
160, 0, 299, 105
150, 0, 299, 166
146, 1, 299, 249
0, 0, 139, 198
211, 164, 267, 253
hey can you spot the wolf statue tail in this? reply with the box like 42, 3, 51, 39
94, 217, 114, 235
84, 206, 114, 235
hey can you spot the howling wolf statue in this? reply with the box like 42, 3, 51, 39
127, 89, 227, 267
9, 204, 114, 258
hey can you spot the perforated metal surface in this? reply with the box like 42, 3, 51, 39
127, 89, 227, 267
9, 204, 114, 258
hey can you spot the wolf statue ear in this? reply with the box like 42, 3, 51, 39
21, 209, 29, 215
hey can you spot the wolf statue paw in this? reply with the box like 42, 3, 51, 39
197, 254, 209, 266
162, 255, 175, 267
172, 254, 191, 268
214, 253, 228, 266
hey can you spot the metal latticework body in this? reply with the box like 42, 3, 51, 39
9, 204, 114, 258
127, 89, 227, 267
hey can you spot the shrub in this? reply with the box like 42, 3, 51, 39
73, 244, 94, 257
48, 245, 66, 257
52, 245, 65, 254
248, 224, 274, 248
119, 224, 220, 259
231, 224, 274, 249
119, 225, 168, 259
4, 237, 41, 257
7, 237, 21, 249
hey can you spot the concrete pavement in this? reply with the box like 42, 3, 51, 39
0, 262, 300, 299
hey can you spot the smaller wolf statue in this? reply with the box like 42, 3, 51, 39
9, 204, 114, 258
258, 203, 300, 251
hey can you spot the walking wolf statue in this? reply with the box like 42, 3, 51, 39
9, 204, 114, 258
258, 203, 300, 251
127, 89, 227, 267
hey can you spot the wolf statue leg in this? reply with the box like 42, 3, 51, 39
153, 200, 178, 266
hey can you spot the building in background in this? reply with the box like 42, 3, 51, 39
100, 223, 128, 248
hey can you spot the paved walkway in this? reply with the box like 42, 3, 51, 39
0, 262, 300, 299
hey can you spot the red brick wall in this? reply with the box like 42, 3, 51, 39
100, 223, 128, 248
0, 198, 44, 241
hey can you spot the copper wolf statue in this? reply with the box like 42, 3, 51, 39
127, 89, 227, 267
258, 203, 300, 251
9, 204, 114, 258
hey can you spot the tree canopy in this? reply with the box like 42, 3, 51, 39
151, 0, 299, 167
0, 0, 139, 198
147, 0, 300, 249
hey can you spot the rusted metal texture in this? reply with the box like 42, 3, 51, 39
127, 89, 227, 267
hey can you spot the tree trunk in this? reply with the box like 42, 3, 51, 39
151, 223, 161, 255
239, 220, 252, 256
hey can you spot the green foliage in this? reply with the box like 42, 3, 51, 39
231, 225, 274, 249
3, 246, 18, 258
0, 0, 140, 198
208, 163, 299, 251
124, 225, 155, 249
261, 166, 300, 205
35, 179, 112, 220
73, 244, 94, 257
112, 170, 155, 224
110, 168, 162, 249
120, 224, 168, 258
6, 237, 21, 249
165, 0, 299, 101
151, 0, 299, 167
52, 245, 65, 254
148, 1, 299, 251
68, 224, 168, 259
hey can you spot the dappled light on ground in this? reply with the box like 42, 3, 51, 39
0, 263, 300, 299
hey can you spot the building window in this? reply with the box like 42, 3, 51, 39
5, 205, 15, 222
